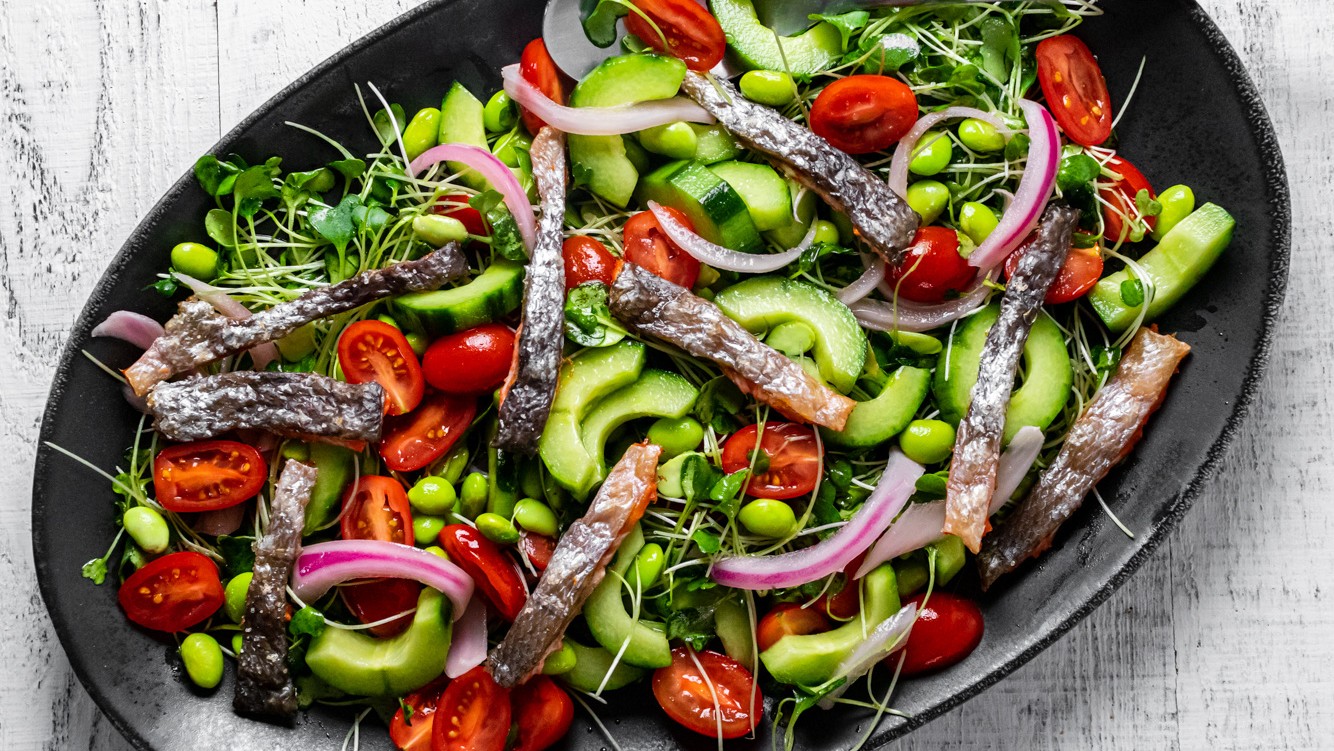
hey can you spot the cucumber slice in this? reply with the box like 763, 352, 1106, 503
691, 124, 742, 164
763, 178, 817, 248
711, 0, 844, 78
821, 366, 931, 449
391, 259, 525, 336
569, 55, 689, 207
933, 304, 1073, 444
637, 160, 763, 253
438, 82, 488, 190
1089, 202, 1235, 332
584, 525, 673, 669
539, 343, 647, 496
580, 370, 699, 490
713, 277, 868, 393
560, 639, 648, 692
708, 161, 793, 232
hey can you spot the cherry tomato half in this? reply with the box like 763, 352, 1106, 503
340, 476, 420, 637
622, 208, 700, 289
439, 524, 527, 621
433, 193, 487, 238
1099, 154, 1157, 244
431, 665, 512, 751
1036, 35, 1114, 148
519, 531, 556, 573
561, 236, 620, 291
152, 440, 266, 514
520, 38, 566, 135
117, 551, 225, 632
652, 648, 762, 739
756, 603, 833, 652
810, 75, 919, 155
623, 0, 727, 72
885, 227, 977, 304
721, 422, 822, 500
812, 555, 867, 621
895, 592, 985, 677
379, 392, 477, 473
1003, 237, 1104, 304
421, 324, 517, 395
338, 319, 425, 416
389, 677, 447, 751
512, 676, 574, 751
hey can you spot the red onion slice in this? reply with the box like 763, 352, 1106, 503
91, 311, 165, 350
850, 273, 994, 333
291, 540, 474, 620
818, 602, 917, 707
174, 273, 281, 369
837, 253, 886, 305
649, 201, 816, 274
409, 143, 538, 251
711, 452, 924, 590
445, 598, 488, 678
503, 64, 714, 135
889, 106, 1007, 197
965, 100, 1061, 270
854, 426, 1044, 578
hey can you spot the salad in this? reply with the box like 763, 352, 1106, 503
67, 0, 1236, 749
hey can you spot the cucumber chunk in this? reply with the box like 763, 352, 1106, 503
391, 259, 525, 336
438, 82, 489, 190
821, 366, 931, 449
581, 370, 699, 490
637, 160, 762, 252
585, 525, 673, 669
708, 161, 793, 232
560, 639, 648, 692
710, 0, 844, 78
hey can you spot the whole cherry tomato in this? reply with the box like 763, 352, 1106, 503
1036, 35, 1114, 147
721, 422, 822, 500
421, 324, 517, 395
152, 440, 266, 513
338, 319, 425, 416
117, 551, 225, 632
561, 236, 620, 291
439, 524, 527, 621
623, 0, 727, 72
622, 208, 700, 289
652, 648, 762, 739
810, 75, 919, 154
895, 592, 985, 677
884, 227, 977, 304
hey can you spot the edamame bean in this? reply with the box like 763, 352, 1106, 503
476, 512, 520, 544
958, 201, 999, 244
180, 633, 224, 689
122, 506, 169, 554
460, 472, 489, 519
909, 132, 953, 176
765, 321, 816, 357
739, 70, 795, 106
484, 91, 517, 133
812, 219, 841, 246
413, 214, 469, 247
403, 107, 442, 161
646, 417, 705, 458
436, 445, 471, 485
541, 640, 577, 675
377, 313, 401, 329
1150, 184, 1196, 240
424, 545, 448, 559
513, 498, 559, 537
493, 132, 532, 168
170, 242, 219, 281
280, 441, 310, 462
957, 118, 1005, 153
738, 499, 797, 538
405, 332, 428, 357
906, 180, 950, 224
630, 543, 665, 590
224, 572, 253, 623
413, 515, 447, 546
638, 122, 699, 160
409, 477, 457, 515
899, 419, 956, 464
231, 633, 243, 655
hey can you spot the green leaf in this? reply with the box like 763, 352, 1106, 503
373, 104, 407, 146
914, 472, 949, 497
581, 0, 630, 48
978, 16, 1017, 83
1135, 188, 1163, 218
691, 528, 721, 554
827, 459, 854, 492
851, 33, 919, 75
564, 282, 627, 347
81, 557, 109, 585
217, 535, 256, 579
812, 483, 841, 531
1004, 132, 1031, 162
810, 10, 868, 52
694, 377, 746, 435
329, 158, 367, 180
708, 471, 747, 517
682, 454, 722, 504
289, 606, 327, 640
1056, 154, 1101, 195
205, 208, 237, 248
665, 607, 716, 651
1092, 345, 1122, 376
309, 195, 362, 253
233, 159, 283, 218
797, 242, 856, 275
194, 155, 242, 197
151, 277, 179, 297
1119, 278, 1146, 307
351, 203, 392, 234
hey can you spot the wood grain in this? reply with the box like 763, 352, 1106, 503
0, 1, 1327, 749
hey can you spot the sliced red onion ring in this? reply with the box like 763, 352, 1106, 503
502, 65, 714, 136
649, 201, 816, 274
850, 273, 994, 334
445, 598, 488, 678
409, 143, 537, 251
818, 602, 917, 708
854, 426, 1044, 578
965, 100, 1060, 270
889, 106, 1007, 197
174, 273, 280, 369
91, 311, 165, 350
837, 253, 886, 305
711, 452, 924, 590
291, 540, 474, 620
193, 503, 247, 536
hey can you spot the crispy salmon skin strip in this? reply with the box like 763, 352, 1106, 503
125, 244, 466, 395
944, 205, 1080, 553
495, 128, 567, 455
977, 328, 1191, 589
487, 441, 661, 688
680, 72, 918, 264
608, 262, 855, 430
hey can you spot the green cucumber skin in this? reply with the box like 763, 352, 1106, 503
713, 276, 868, 393
580, 370, 699, 491
1089, 203, 1235, 332
934, 304, 1073, 444
821, 366, 932, 449
584, 526, 674, 669
637, 160, 762, 253
391, 259, 525, 336
710, 0, 844, 77
708, 161, 793, 232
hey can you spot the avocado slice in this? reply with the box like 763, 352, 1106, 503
584, 525, 674, 669
637, 160, 763, 252
714, 277, 868, 393
711, 0, 844, 78
569, 54, 689, 207
933, 304, 1073, 444
391, 259, 525, 336
305, 588, 451, 696
821, 366, 932, 449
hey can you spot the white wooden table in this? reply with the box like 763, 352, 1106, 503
1, 1, 1328, 748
